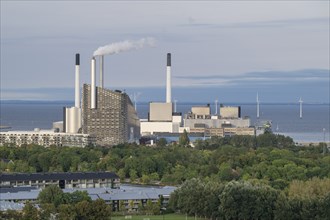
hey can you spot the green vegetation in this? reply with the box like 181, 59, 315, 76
112, 214, 203, 220
169, 178, 330, 220
1, 134, 328, 187
0, 133, 329, 219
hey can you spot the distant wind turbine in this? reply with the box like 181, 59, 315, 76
215, 99, 218, 115
133, 92, 141, 111
257, 93, 260, 119
174, 99, 178, 113
299, 97, 303, 119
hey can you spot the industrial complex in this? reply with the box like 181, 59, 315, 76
0, 51, 257, 147
0, 47, 261, 213
139, 53, 254, 139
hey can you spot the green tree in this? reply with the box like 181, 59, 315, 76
75, 200, 91, 219
202, 181, 225, 219
22, 201, 39, 220
218, 162, 239, 181
129, 169, 138, 182
220, 181, 279, 220
39, 203, 56, 220
157, 138, 167, 147
89, 199, 112, 220
179, 129, 190, 147
0, 210, 23, 220
174, 178, 205, 216
64, 190, 91, 204
117, 168, 126, 181
141, 174, 151, 184
57, 204, 77, 220
37, 185, 64, 207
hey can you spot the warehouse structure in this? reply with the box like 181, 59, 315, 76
0, 184, 176, 212
0, 172, 120, 189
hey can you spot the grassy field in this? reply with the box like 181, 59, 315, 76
112, 214, 203, 220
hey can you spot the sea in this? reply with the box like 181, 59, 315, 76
0, 102, 329, 143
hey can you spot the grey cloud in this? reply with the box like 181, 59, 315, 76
179, 17, 329, 29
174, 69, 329, 85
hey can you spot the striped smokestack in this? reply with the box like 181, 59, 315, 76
75, 53, 80, 108
99, 55, 104, 88
91, 57, 96, 109
166, 53, 171, 103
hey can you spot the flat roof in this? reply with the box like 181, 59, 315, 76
0, 185, 177, 202
0, 172, 119, 182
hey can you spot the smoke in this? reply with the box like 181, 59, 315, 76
93, 37, 156, 56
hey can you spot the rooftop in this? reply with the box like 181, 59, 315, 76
0, 172, 119, 182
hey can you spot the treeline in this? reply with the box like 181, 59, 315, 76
0, 133, 329, 187
169, 178, 330, 220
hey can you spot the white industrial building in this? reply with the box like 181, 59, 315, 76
184, 105, 255, 137
0, 129, 95, 147
141, 102, 188, 136
139, 54, 254, 138
140, 54, 190, 136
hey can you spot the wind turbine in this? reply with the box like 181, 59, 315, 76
257, 93, 260, 119
133, 92, 141, 111
299, 97, 303, 119
174, 99, 178, 113
215, 99, 218, 115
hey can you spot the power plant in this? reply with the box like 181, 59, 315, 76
0, 39, 260, 147
60, 49, 142, 146
139, 54, 254, 139
63, 54, 82, 134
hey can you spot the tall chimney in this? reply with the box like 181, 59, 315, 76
91, 57, 96, 109
99, 55, 104, 88
166, 53, 171, 103
75, 53, 80, 108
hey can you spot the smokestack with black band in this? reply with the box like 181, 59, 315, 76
91, 57, 96, 109
99, 55, 104, 88
166, 53, 171, 103
75, 53, 80, 108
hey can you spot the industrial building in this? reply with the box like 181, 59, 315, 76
184, 105, 254, 137
0, 53, 140, 147
0, 184, 176, 212
79, 55, 140, 146
0, 172, 120, 189
81, 84, 140, 146
140, 53, 255, 139
140, 53, 190, 136
0, 130, 95, 147
63, 53, 82, 134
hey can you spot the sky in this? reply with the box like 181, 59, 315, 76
1, 1, 329, 103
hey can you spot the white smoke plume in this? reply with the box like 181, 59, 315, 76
93, 37, 156, 56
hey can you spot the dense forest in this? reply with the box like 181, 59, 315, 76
1, 133, 329, 219
169, 178, 330, 220
0, 134, 329, 188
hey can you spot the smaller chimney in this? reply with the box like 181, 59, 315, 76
75, 53, 80, 108
91, 57, 96, 109
166, 53, 171, 103
99, 55, 104, 88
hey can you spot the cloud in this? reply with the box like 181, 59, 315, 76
174, 69, 330, 86
179, 17, 329, 29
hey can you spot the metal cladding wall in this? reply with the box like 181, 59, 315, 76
149, 102, 173, 122
220, 106, 241, 118
64, 107, 81, 133
82, 84, 140, 146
